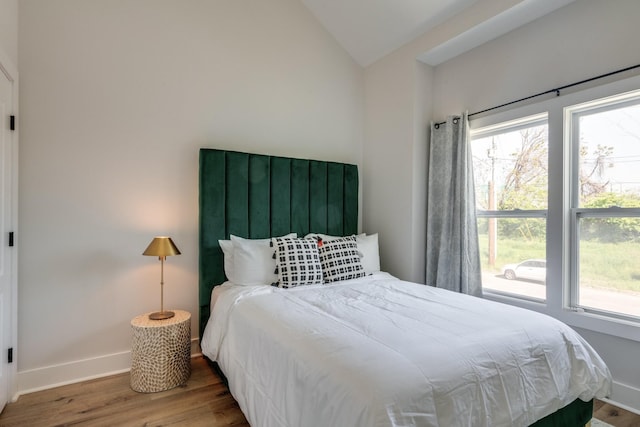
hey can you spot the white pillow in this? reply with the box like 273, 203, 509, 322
356, 233, 380, 275
228, 233, 296, 285
219, 239, 236, 283
304, 232, 365, 242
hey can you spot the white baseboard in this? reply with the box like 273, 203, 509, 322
604, 380, 640, 415
15, 338, 201, 400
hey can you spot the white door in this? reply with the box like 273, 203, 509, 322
0, 66, 14, 412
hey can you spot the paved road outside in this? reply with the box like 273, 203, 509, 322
482, 273, 640, 318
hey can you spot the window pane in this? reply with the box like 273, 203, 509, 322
578, 103, 640, 208
578, 217, 640, 318
473, 122, 548, 211
573, 95, 640, 320
478, 217, 546, 300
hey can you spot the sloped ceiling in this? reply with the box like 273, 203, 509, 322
301, 0, 575, 67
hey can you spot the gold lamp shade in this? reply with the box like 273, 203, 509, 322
143, 236, 181, 257
143, 236, 181, 320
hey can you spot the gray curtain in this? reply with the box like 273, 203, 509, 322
426, 113, 482, 297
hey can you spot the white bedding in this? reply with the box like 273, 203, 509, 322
200, 272, 611, 427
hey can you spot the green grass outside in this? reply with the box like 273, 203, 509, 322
478, 235, 640, 293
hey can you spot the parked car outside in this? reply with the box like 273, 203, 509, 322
501, 259, 546, 282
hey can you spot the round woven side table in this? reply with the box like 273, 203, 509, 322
130, 310, 191, 393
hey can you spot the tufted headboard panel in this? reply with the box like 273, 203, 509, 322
198, 149, 359, 335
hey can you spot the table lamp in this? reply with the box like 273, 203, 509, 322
143, 236, 181, 320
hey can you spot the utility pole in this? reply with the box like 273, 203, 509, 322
488, 138, 497, 267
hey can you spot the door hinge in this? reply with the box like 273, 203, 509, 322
7, 348, 12, 364
9, 115, 15, 131
8, 232, 13, 247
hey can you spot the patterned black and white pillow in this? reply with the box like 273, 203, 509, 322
318, 236, 365, 283
272, 237, 323, 288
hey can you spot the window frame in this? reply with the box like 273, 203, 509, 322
566, 92, 640, 321
469, 74, 640, 343
471, 113, 549, 302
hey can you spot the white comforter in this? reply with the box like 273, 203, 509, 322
201, 272, 611, 427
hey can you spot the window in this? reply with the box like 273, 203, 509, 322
469, 80, 640, 331
471, 114, 548, 301
568, 91, 640, 320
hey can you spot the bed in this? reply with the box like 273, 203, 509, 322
198, 148, 611, 427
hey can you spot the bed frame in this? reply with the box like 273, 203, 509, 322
198, 148, 592, 427
198, 148, 358, 336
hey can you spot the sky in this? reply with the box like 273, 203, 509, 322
471, 101, 640, 208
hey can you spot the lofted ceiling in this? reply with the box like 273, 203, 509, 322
301, 0, 575, 67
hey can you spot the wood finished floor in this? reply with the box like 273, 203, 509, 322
0, 357, 249, 427
0, 356, 637, 426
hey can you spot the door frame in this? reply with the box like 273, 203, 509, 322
0, 46, 18, 404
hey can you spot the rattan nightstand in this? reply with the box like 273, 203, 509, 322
130, 310, 191, 392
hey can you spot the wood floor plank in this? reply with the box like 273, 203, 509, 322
593, 402, 640, 427
0, 357, 636, 426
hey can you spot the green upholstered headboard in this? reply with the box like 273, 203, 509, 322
198, 148, 359, 335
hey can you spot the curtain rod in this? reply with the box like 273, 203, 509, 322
434, 63, 640, 128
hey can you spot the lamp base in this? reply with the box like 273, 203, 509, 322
149, 310, 175, 320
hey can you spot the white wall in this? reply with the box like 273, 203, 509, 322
430, 0, 640, 411
432, 0, 640, 119
363, 0, 528, 282
0, 0, 18, 67
17, 0, 363, 393
362, 58, 432, 284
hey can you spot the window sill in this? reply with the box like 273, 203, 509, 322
482, 291, 640, 343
